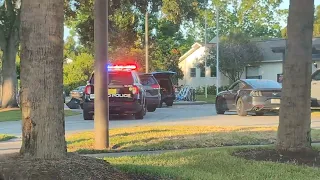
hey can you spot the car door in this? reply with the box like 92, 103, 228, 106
311, 70, 320, 106
225, 81, 240, 110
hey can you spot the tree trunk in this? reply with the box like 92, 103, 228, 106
276, 0, 314, 152
20, 0, 67, 158
1, 38, 18, 108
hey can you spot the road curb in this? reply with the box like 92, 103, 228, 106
173, 101, 212, 105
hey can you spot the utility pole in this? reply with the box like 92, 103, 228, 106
204, 0, 208, 98
94, 0, 109, 149
216, 7, 220, 95
145, 9, 149, 73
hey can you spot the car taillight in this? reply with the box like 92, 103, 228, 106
132, 85, 139, 94
250, 90, 262, 97
151, 84, 160, 89
84, 85, 92, 94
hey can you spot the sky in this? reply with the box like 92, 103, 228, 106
63, 0, 320, 40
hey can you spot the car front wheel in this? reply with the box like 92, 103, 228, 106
215, 97, 226, 114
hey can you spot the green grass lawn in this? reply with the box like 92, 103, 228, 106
0, 134, 16, 141
66, 126, 320, 154
104, 147, 320, 180
0, 109, 81, 122
195, 94, 216, 103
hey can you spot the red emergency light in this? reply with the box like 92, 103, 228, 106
107, 64, 137, 70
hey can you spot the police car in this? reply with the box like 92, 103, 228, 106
82, 64, 147, 120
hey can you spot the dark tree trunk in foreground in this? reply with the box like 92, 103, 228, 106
276, 0, 314, 152
20, 0, 67, 158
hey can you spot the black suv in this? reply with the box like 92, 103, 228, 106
82, 66, 147, 120
151, 71, 176, 107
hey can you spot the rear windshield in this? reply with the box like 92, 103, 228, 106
246, 80, 282, 89
139, 75, 158, 86
90, 72, 133, 85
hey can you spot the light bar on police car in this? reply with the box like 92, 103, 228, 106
107, 64, 137, 70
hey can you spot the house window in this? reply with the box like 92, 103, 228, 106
190, 68, 196, 77
277, 74, 283, 83
246, 75, 262, 79
200, 67, 205, 77
210, 66, 216, 77
246, 66, 260, 79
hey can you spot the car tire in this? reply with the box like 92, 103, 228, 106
147, 106, 157, 112
236, 97, 248, 116
255, 111, 264, 116
158, 101, 163, 108
135, 108, 144, 120
166, 100, 173, 107
215, 97, 226, 115
83, 111, 93, 120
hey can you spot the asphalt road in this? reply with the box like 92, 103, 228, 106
3, 104, 320, 137
2, 104, 320, 154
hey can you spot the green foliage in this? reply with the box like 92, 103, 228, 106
203, 32, 263, 83
195, 85, 229, 95
188, 0, 284, 41
63, 53, 94, 94
281, 5, 320, 38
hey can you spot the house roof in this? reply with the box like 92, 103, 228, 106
179, 42, 203, 62
180, 37, 320, 64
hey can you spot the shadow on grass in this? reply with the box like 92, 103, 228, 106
69, 130, 279, 154
112, 129, 171, 137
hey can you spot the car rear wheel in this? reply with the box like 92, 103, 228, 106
147, 106, 157, 112
236, 98, 248, 116
83, 111, 93, 120
215, 97, 226, 114
166, 100, 173, 107
135, 104, 145, 120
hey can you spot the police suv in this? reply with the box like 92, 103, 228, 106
82, 64, 147, 120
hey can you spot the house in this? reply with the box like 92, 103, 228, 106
178, 37, 320, 88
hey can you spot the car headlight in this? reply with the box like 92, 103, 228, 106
250, 90, 262, 97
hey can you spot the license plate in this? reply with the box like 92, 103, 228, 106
271, 99, 280, 104
89, 89, 116, 99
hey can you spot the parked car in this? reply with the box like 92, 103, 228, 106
70, 86, 85, 99
82, 64, 147, 120
215, 79, 282, 116
311, 69, 320, 107
151, 71, 176, 107
139, 73, 161, 112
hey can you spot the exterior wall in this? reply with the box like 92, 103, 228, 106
259, 62, 283, 81
178, 47, 231, 88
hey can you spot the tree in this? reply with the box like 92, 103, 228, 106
20, 0, 67, 158
63, 53, 94, 93
281, 5, 320, 38
276, 0, 314, 152
0, 0, 20, 108
188, 0, 284, 42
204, 32, 263, 83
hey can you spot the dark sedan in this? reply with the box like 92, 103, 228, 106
215, 79, 282, 116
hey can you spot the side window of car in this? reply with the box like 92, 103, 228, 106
229, 82, 239, 91
312, 71, 320, 81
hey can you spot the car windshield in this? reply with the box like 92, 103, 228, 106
90, 72, 133, 85
139, 75, 158, 86
246, 80, 282, 89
